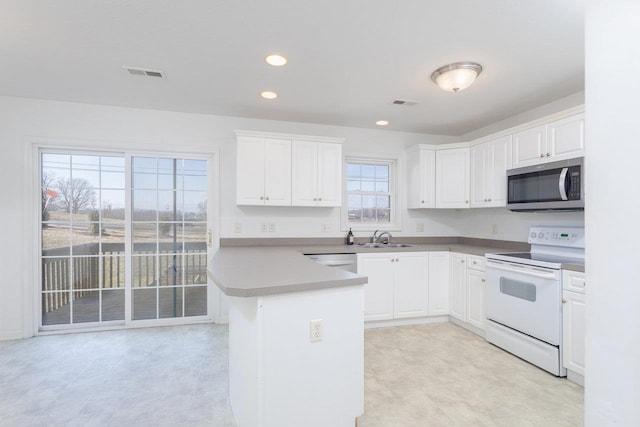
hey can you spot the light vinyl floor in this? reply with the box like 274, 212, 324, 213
0, 322, 583, 427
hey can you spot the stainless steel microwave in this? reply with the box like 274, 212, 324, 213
507, 157, 584, 212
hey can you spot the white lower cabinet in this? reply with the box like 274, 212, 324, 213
358, 254, 396, 321
562, 270, 586, 380
359, 252, 449, 322
394, 253, 429, 318
466, 269, 486, 330
449, 253, 486, 333
428, 252, 450, 316
449, 253, 467, 321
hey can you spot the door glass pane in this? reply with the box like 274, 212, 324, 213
131, 156, 208, 321
40, 152, 125, 327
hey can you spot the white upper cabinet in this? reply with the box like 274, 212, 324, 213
470, 136, 512, 208
237, 136, 292, 206
292, 141, 342, 207
513, 113, 584, 168
237, 131, 343, 207
436, 147, 470, 208
263, 138, 293, 205
513, 124, 548, 168
547, 113, 585, 162
407, 147, 436, 209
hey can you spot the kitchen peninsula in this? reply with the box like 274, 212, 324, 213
208, 247, 367, 427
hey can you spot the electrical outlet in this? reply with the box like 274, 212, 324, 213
261, 223, 268, 233
310, 319, 323, 343
234, 223, 242, 233
268, 223, 276, 232
321, 224, 331, 233
492, 224, 498, 235
416, 223, 424, 232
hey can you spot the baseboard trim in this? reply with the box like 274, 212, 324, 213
364, 316, 449, 329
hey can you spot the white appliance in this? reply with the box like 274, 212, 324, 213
485, 226, 585, 376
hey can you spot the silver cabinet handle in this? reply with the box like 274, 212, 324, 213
540, 153, 545, 158
546, 153, 551, 157
260, 196, 264, 200
562, 298, 567, 304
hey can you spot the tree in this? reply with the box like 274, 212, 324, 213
56, 177, 96, 213
41, 171, 56, 222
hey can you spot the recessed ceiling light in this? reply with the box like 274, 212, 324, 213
265, 54, 288, 67
376, 120, 389, 126
260, 91, 279, 99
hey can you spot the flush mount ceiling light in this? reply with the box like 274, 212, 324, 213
431, 62, 483, 92
375, 120, 389, 126
265, 54, 288, 67
260, 91, 278, 99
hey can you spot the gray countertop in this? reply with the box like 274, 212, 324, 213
208, 240, 582, 298
207, 247, 368, 297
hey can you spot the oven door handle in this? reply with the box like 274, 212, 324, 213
486, 260, 558, 279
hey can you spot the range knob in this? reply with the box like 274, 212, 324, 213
538, 232, 545, 238
530, 232, 536, 239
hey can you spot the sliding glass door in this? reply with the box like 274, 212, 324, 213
40, 150, 211, 329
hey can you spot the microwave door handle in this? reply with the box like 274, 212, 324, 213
558, 167, 569, 201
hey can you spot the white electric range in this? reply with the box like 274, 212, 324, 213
485, 226, 585, 376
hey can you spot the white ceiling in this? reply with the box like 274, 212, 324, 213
0, 0, 584, 136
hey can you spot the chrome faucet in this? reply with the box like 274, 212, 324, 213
372, 230, 392, 244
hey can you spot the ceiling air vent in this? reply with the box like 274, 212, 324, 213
392, 99, 418, 106
123, 66, 164, 78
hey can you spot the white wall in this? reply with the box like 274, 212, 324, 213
585, 1, 640, 425
456, 208, 584, 241
0, 94, 585, 340
0, 95, 458, 340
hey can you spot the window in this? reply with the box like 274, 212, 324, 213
344, 158, 398, 230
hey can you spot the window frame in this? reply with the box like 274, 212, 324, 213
342, 156, 401, 232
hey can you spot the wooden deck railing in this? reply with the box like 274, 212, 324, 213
41, 242, 207, 313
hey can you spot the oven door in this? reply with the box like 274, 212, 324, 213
485, 259, 562, 345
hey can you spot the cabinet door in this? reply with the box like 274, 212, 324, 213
449, 253, 467, 321
562, 290, 586, 376
407, 149, 435, 209
316, 143, 342, 207
436, 148, 470, 208
486, 135, 512, 207
513, 124, 547, 168
358, 255, 395, 321
547, 114, 585, 161
466, 269, 486, 330
291, 140, 318, 206
428, 252, 450, 315
237, 136, 266, 205
470, 144, 488, 208
394, 253, 429, 318
264, 138, 292, 206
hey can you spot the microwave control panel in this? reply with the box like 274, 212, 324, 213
528, 226, 585, 248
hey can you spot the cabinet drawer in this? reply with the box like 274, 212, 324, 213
563, 270, 585, 294
466, 255, 486, 272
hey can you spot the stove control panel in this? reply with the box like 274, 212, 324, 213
528, 226, 585, 248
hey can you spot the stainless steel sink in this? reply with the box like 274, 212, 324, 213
357, 243, 413, 248
357, 243, 384, 248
